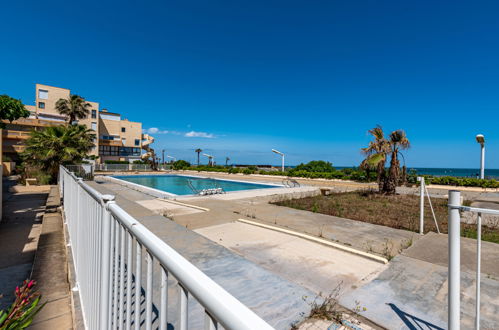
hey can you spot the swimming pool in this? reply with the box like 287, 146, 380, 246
112, 174, 280, 196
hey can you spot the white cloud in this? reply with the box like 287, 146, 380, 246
144, 127, 178, 135
184, 131, 215, 138
147, 127, 159, 134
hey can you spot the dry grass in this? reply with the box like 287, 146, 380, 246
273, 190, 499, 244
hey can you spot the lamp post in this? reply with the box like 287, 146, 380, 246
475, 133, 485, 330
476, 134, 485, 179
272, 149, 285, 172
162, 149, 165, 164
203, 153, 214, 166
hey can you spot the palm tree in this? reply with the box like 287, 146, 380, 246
195, 148, 202, 166
22, 125, 95, 182
361, 125, 390, 192
55, 95, 92, 124
384, 130, 410, 194
225, 157, 230, 166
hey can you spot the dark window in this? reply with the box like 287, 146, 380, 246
135, 139, 140, 146
38, 102, 45, 109
91, 110, 97, 119
121, 127, 126, 133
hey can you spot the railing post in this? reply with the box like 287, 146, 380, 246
448, 190, 461, 330
99, 194, 115, 330
418, 177, 425, 234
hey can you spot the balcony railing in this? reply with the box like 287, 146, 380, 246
2, 130, 32, 140
59, 166, 273, 329
99, 139, 123, 146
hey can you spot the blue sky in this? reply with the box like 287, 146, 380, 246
2, 1, 499, 168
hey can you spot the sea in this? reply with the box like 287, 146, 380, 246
249, 164, 499, 179
336, 167, 499, 179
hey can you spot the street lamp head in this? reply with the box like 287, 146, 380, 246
272, 149, 284, 156
476, 134, 485, 144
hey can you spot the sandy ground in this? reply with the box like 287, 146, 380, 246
195, 222, 386, 296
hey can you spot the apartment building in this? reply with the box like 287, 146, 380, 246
2, 84, 151, 163
98, 109, 143, 162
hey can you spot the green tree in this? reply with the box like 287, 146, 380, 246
55, 95, 92, 124
172, 159, 191, 170
225, 157, 230, 166
195, 148, 202, 166
361, 125, 390, 193
22, 125, 95, 182
294, 160, 335, 173
0, 95, 30, 128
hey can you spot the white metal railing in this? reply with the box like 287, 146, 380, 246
59, 166, 273, 330
448, 190, 495, 330
95, 164, 152, 172
418, 177, 440, 234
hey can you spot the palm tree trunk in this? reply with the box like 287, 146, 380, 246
197, 152, 200, 166
385, 151, 400, 195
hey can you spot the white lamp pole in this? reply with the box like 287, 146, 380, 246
476, 134, 485, 179
474, 134, 485, 330
272, 149, 285, 172
203, 153, 214, 166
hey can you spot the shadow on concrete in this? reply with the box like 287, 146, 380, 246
0, 190, 48, 310
388, 303, 444, 330
0, 192, 48, 268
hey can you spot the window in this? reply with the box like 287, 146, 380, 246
38, 102, 45, 109
38, 89, 48, 99
91, 110, 97, 119
121, 127, 126, 133
135, 139, 140, 146
122, 138, 126, 145
91, 122, 97, 130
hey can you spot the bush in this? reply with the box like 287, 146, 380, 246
242, 168, 254, 175
228, 167, 241, 174
426, 176, 499, 188
294, 160, 335, 173
104, 160, 129, 164
172, 160, 191, 170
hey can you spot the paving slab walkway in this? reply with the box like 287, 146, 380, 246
30, 187, 73, 329
0, 187, 49, 310
340, 233, 499, 329
195, 222, 386, 295
88, 181, 316, 329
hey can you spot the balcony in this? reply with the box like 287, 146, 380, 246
2, 130, 31, 140
2, 117, 63, 128
99, 139, 122, 146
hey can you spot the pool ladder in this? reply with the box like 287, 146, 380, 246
187, 179, 225, 195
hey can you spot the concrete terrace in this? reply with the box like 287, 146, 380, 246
89, 172, 499, 329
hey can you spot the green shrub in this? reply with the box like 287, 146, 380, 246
104, 160, 129, 164
294, 160, 335, 173
228, 167, 241, 174
172, 160, 191, 170
425, 176, 499, 188
242, 168, 254, 175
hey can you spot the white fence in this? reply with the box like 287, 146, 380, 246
59, 166, 272, 330
448, 190, 495, 330
95, 164, 153, 172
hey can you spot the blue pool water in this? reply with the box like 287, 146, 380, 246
113, 175, 279, 195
